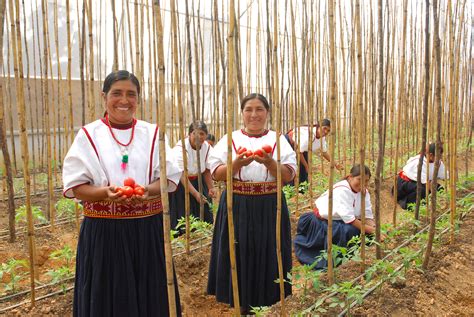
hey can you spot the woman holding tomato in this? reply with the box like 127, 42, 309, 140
206, 93, 296, 313
169, 121, 216, 230
62, 70, 182, 316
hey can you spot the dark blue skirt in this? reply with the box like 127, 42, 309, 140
73, 215, 181, 317
169, 177, 214, 230
207, 190, 292, 310
294, 212, 360, 269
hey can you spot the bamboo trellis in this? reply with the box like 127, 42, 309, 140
0, 0, 471, 311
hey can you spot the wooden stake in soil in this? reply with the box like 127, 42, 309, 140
0, 0, 16, 243
8, 0, 37, 304
374, 0, 384, 260
226, 0, 241, 314
168, 0, 191, 254
154, 1, 177, 315
423, 0, 442, 269
326, 0, 337, 285
272, 0, 286, 313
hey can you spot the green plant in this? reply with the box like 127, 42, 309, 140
49, 245, 75, 269
15, 205, 47, 224
46, 266, 73, 294
176, 215, 213, 237
282, 184, 296, 201
0, 258, 28, 293
326, 281, 364, 316
288, 264, 325, 301
250, 305, 271, 316
47, 246, 75, 294
55, 198, 80, 219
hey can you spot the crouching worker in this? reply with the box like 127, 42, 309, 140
294, 164, 375, 269
395, 142, 446, 210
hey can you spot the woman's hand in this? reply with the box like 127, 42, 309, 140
108, 186, 129, 203
208, 187, 217, 198
253, 151, 274, 166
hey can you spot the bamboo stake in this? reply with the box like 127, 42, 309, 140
393, 0, 409, 227
226, 0, 241, 314
0, 0, 16, 243
326, 0, 337, 285
354, 0, 366, 270
8, 0, 37, 304
4, 8, 16, 174
414, 0, 430, 223
111, 0, 118, 71
35, 0, 53, 225
20, 0, 37, 195
66, 0, 74, 148
272, 1, 286, 313
154, 1, 177, 315
373, 0, 385, 260
423, 0, 442, 269
169, 0, 191, 254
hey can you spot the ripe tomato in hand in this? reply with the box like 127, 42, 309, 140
116, 187, 125, 196
134, 186, 144, 197
123, 177, 135, 188
254, 149, 264, 157
122, 186, 134, 198
237, 147, 247, 155
244, 150, 253, 157
262, 144, 272, 154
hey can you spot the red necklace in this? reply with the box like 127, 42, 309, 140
105, 114, 136, 171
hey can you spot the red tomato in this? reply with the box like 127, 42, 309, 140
134, 187, 144, 196
237, 147, 247, 155
254, 149, 264, 157
262, 144, 273, 154
116, 187, 125, 196
123, 177, 135, 188
244, 150, 253, 157
122, 186, 134, 198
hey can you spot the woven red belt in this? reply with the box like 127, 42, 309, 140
232, 181, 278, 196
83, 197, 163, 219
398, 171, 412, 182
188, 175, 198, 180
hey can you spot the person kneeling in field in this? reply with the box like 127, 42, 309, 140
294, 164, 375, 269
395, 142, 446, 210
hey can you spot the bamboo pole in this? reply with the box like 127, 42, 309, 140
20, 0, 37, 194
153, 2, 177, 315
8, 0, 37, 304
374, 0, 384, 260
423, 0, 442, 269
414, 0, 431, 223
354, 0, 366, 270
393, 0, 408, 227
0, 0, 16, 243
168, 0, 191, 255
226, 0, 241, 314
4, 6, 16, 175
66, 0, 74, 148
272, 0, 286, 313
326, 0, 337, 285
39, 0, 55, 227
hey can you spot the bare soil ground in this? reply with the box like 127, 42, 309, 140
0, 156, 472, 316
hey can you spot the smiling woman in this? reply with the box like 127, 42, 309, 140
62, 70, 183, 316
206, 93, 296, 313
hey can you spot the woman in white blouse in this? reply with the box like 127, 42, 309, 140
206, 93, 296, 313
294, 164, 376, 269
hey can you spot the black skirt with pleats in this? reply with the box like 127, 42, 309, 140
207, 190, 292, 311
73, 214, 181, 317
169, 177, 214, 231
